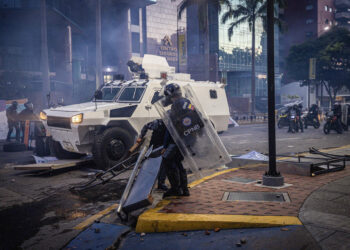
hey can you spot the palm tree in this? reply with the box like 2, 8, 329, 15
221, 0, 285, 113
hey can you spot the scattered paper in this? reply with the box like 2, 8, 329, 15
233, 151, 269, 161
32, 155, 58, 164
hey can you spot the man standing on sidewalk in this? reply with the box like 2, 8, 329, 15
6, 101, 20, 142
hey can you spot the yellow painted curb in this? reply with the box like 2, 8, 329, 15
136, 164, 301, 233
135, 200, 302, 233
74, 203, 118, 230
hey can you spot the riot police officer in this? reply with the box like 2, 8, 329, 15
297, 103, 304, 132
161, 83, 191, 197
332, 102, 343, 130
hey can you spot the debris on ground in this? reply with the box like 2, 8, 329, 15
140, 232, 146, 237
240, 238, 247, 244
236, 242, 242, 247
281, 228, 290, 231
94, 228, 100, 233
182, 233, 188, 236
214, 228, 221, 232
205, 230, 211, 235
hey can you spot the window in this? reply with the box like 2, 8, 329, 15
305, 4, 313, 10
325, 5, 328, 11
329, 7, 332, 12
118, 87, 145, 102
151, 91, 162, 104
131, 32, 140, 53
100, 87, 121, 101
325, 19, 329, 24
210, 90, 217, 99
306, 19, 314, 24
130, 8, 140, 25
306, 31, 313, 37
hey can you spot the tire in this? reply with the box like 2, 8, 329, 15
336, 125, 343, 134
3, 142, 26, 152
323, 123, 330, 134
93, 127, 133, 170
277, 120, 283, 129
313, 120, 320, 129
50, 139, 84, 159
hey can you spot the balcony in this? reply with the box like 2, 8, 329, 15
334, 0, 350, 8
335, 11, 350, 20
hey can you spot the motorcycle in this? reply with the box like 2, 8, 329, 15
323, 111, 343, 134
289, 109, 298, 133
303, 112, 320, 129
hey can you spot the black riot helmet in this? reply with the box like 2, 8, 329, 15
164, 83, 182, 98
11, 101, 18, 108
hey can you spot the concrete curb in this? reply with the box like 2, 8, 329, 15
136, 165, 302, 233
135, 199, 302, 233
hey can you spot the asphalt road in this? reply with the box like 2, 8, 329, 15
0, 123, 349, 249
221, 123, 350, 156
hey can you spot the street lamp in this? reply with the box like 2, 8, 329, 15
262, 0, 284, 187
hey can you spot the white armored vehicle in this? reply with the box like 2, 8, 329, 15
41, 55, 230, 169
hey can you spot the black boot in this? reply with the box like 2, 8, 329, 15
163, 161, 182, 198
179, 163, 190, 196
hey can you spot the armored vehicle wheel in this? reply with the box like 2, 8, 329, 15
50, 139, 84, 159
93, 127, 133, 170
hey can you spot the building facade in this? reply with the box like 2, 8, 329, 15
280, 0, 336, 82
334, 0, 350, 30
185, 0, 280, 113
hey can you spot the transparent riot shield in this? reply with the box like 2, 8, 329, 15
154, 84, 231, 178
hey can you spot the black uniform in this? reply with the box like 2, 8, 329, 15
162, 129, 189, 197
332, 104, 342, 128
139, 119, 167, 190
6, 104, 20, 142
296, 105, 304, 132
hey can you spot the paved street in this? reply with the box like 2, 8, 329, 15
0, 123, 349, 249
221, 123, 350, 156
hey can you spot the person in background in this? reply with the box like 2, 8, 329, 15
18, 101, 35, 143
6, 101, 20, 142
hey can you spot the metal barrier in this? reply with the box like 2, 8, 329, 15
231, 112, 268, 124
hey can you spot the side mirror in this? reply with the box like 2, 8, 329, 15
94, 90, 102, 100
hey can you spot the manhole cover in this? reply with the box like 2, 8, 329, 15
224, 177, 256, 184
222, 192, 290, 202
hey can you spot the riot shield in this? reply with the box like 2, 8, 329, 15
154, 84, 231, 178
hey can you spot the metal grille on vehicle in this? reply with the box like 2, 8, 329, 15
47, 116, 71, 129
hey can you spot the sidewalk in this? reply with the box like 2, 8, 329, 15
136, 164, 350, 233
68, 146, 350, 249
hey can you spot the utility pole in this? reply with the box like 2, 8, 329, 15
66, 25, 73, 102
96, 0, 103, 89
262, 0, 284, 187
40, 0, 51, 108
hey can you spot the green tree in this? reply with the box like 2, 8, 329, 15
220, 0, 285, 113
286, 27, 350, 106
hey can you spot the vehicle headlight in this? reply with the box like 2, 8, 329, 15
40, 111, 47, 120
71, 113, 83, 124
